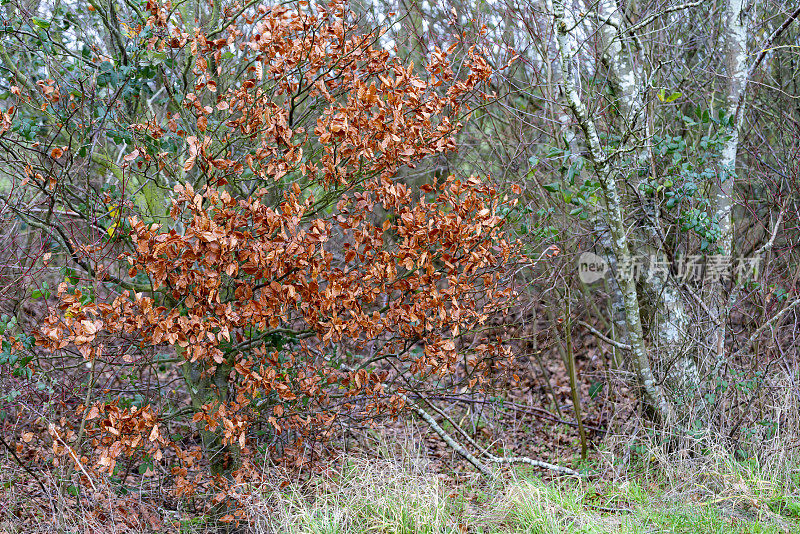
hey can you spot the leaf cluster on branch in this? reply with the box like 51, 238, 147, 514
3, 0, 520, 505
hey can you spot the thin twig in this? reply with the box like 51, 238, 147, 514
753, 210, 784, 258
0, 432, 52, 500
625, 0, 705, 35
398, 392, 493, 477
400, 392, 583, 478
564, 304, 588, 460
576, 321, 632, 351
748, 5, 800, 80
411, 394, 607, 434
51, 427, 99, 493
735, 298, 800, 357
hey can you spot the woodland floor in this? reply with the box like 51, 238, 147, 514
2, 299, 799, 532
3, 339, 800, 533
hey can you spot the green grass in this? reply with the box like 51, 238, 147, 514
248, 457, 463, 534
5, 435, 799, 533
244, 452, 800, 534
485, 477, 795, 534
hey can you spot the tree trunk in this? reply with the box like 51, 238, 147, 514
553, 0, 676, 424
180, 348, 241, 478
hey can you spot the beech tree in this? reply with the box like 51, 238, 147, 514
0, 0, 536, 510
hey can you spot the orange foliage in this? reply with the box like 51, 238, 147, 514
33, 0, 518, 500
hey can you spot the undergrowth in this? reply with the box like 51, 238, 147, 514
3, 435, 800, 533
223, 437, 800, 533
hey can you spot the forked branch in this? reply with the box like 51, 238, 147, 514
399, 393, 583, 478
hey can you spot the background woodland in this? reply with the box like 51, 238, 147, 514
1, 0, 800, 531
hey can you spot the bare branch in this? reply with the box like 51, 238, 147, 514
735, 298, 800, 358
748, 5, 800, 79
399, 392, 583, 477
625, 1, 705, 35
398, 392, 493, 477
576, 320, 632, 351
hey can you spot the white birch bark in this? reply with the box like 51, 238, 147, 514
717, 0, 751, 259
552, 0, 675, 424
545, 3, 630, 348
715, 4, 800, 376
595, 0, 700, 406
591, 0, 636, 351
711, 0, 752, 366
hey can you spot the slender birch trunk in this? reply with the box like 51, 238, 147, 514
545, 8, 631, 350
711, 0, 753, 367
552, 0, 675, 424
596, 0, 700, 413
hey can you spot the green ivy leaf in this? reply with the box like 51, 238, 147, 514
543, 183, 560, 193
32, 17, 51, 29
589, 381, 605, 399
